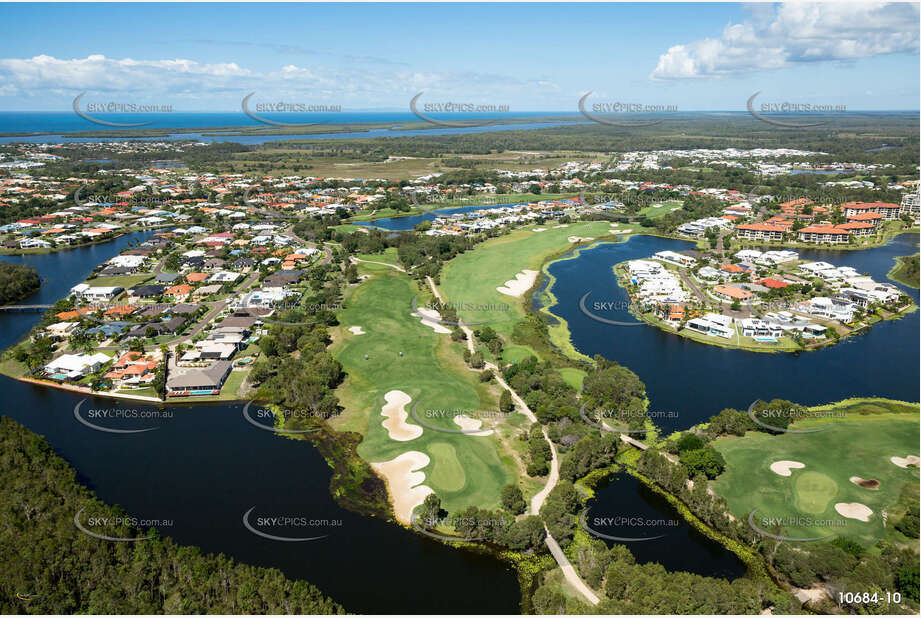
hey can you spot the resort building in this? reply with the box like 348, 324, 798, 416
796, 225, 851, 244
841, 201, 901, 220
735, 223, 786, 241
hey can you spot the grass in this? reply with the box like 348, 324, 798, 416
888, 253, 920, 288
354, 247, 401, 266
84, 274, 153, 289
710, 399, 919, 546
638, 200, 683, 219
328, 269, 517, 514
439, 221, 614, 361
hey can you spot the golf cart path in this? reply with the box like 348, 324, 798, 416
426, 276, 597, 607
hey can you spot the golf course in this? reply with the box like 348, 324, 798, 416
439, 220, 617, 370
328, 264, 528, 521
710, 399, 920, 546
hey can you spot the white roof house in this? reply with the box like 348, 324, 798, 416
44, 352, 111, 379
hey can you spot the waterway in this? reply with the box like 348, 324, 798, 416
352, 202, 528, 232
544, 233, 920, 434
0, 234, 521, 614
0, 227, 757, 612
584, 473, 746, 579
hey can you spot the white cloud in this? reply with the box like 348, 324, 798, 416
651, 3, 920, 80
0, 53, 558, 109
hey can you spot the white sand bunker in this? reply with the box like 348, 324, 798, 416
770, 460, 806, 477
453, 414, 493, 436
381, 390, 422, 441
568, 236, 595, 243
835, 502, 873, 522
553, 224, 569, 228
533, 227, 547, 232
497, 270, 539, 297
371, 451, 433, 524
411, 307, 451, 334
890, 455, 920, 468
348, 325, 366, 335
611, 228, 633, 234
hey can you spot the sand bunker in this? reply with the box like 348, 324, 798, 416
850, 476, 880, 490
371, 451, 433, 525
770, 460, 806, 476
890, 455, 920, 468
453, 414, 494, 436
835, 502, 873, 522
412, 307, 451, 334
553, 224, 569, 228
380, 390, 423, 441
497, 270, 539, 298
348, 325, 366, 335
611, 228, 633, 234
568, 236, 595, 243
533, 227, 547, 232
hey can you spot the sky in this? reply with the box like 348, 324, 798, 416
0, 2, 918, 112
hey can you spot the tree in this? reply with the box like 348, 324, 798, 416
679, 448, 726, 479
499, 389, 513, 413
500, 484, 526, 514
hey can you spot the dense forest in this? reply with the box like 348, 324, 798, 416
0, 262, 41, 304
0, 416, 344, 614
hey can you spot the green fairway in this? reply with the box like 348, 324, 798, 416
329, 270, 517, 514
711, 401, 920, 546
440, 221, 613, 359
638, 200, 683, 219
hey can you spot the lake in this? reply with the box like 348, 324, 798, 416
543, 233, 920, 434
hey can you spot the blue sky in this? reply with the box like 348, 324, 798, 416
0, 2, 917, 111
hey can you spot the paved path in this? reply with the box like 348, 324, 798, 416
545, 529, 601, 606
427, 275, 599, 607
351, 256, 406, 272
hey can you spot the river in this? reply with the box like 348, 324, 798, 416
0, 234, 521, 614
544, 233, 920, 434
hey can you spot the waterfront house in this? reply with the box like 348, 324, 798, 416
713, 285, 754, 302
166, 360, 232, 397
44, 352, 111, 380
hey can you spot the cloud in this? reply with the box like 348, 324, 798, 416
651, 3, 920, 80
0, 53, 557, 109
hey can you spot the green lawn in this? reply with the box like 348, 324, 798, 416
710, 400, 919, 546
329, 270, 516, 514
355, 247, 401, 266
439, 221, 614, 360
638, 200, 683, 219
84, 274, 153, 289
